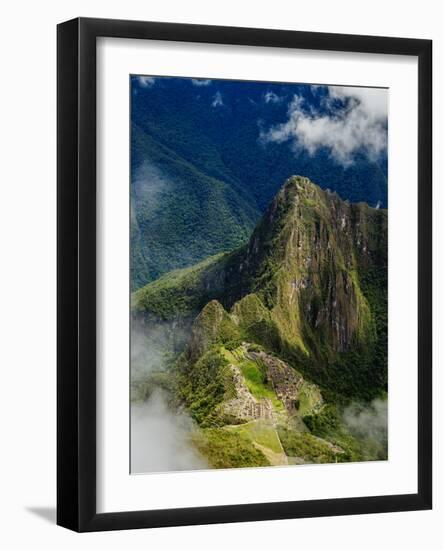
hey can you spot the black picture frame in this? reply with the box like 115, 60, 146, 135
57, 17, 432, 532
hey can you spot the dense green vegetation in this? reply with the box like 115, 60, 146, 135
192, 428, 270, 468
131, 253, 231, 319
302, 404, 363, 462
277, 427, 341, 463
131, 126, 258, 290
177, 348, 234, 427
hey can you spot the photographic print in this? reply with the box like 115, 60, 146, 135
130, 76, 388, 474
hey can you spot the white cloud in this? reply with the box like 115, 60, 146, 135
191, 78, 212, 86
137, 76, 155, 88
262, 86, 387, 166
131, 393, 208, 473
325, 86, 387, 118
264, 91, 282, 104
132, 161, 169, 213
211, 91, 223, 107
130, 319, 207, 473
342, 398, 387, 460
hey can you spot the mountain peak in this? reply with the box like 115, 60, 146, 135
222, 175, 387, 357
264, 176, 328, 224
284, 174, 316, 189
133, 175, 387, 399
275, 175, 317, 202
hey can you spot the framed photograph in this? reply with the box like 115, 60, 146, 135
57, 17, 432, 531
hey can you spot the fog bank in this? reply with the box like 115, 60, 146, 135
343, 398, 388, 460
131, 391, 208, 473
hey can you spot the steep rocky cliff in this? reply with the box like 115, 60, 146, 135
133, 176, 387, 402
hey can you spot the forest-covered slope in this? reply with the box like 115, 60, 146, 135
131, 125, 258, 289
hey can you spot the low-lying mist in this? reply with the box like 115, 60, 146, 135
131, 391, 208, 473
342, 398, 388, 460
130, 317, 192, 383
130, 317, 208, 474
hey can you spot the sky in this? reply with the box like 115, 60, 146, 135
132, 75, 388, 169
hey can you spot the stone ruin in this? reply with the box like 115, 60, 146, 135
222, 365, 274, 422
221, 349, 305, 422
247, 351, 303, 412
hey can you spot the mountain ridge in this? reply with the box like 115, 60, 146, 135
133, 176, 387, 402
131, 124, 259, 289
